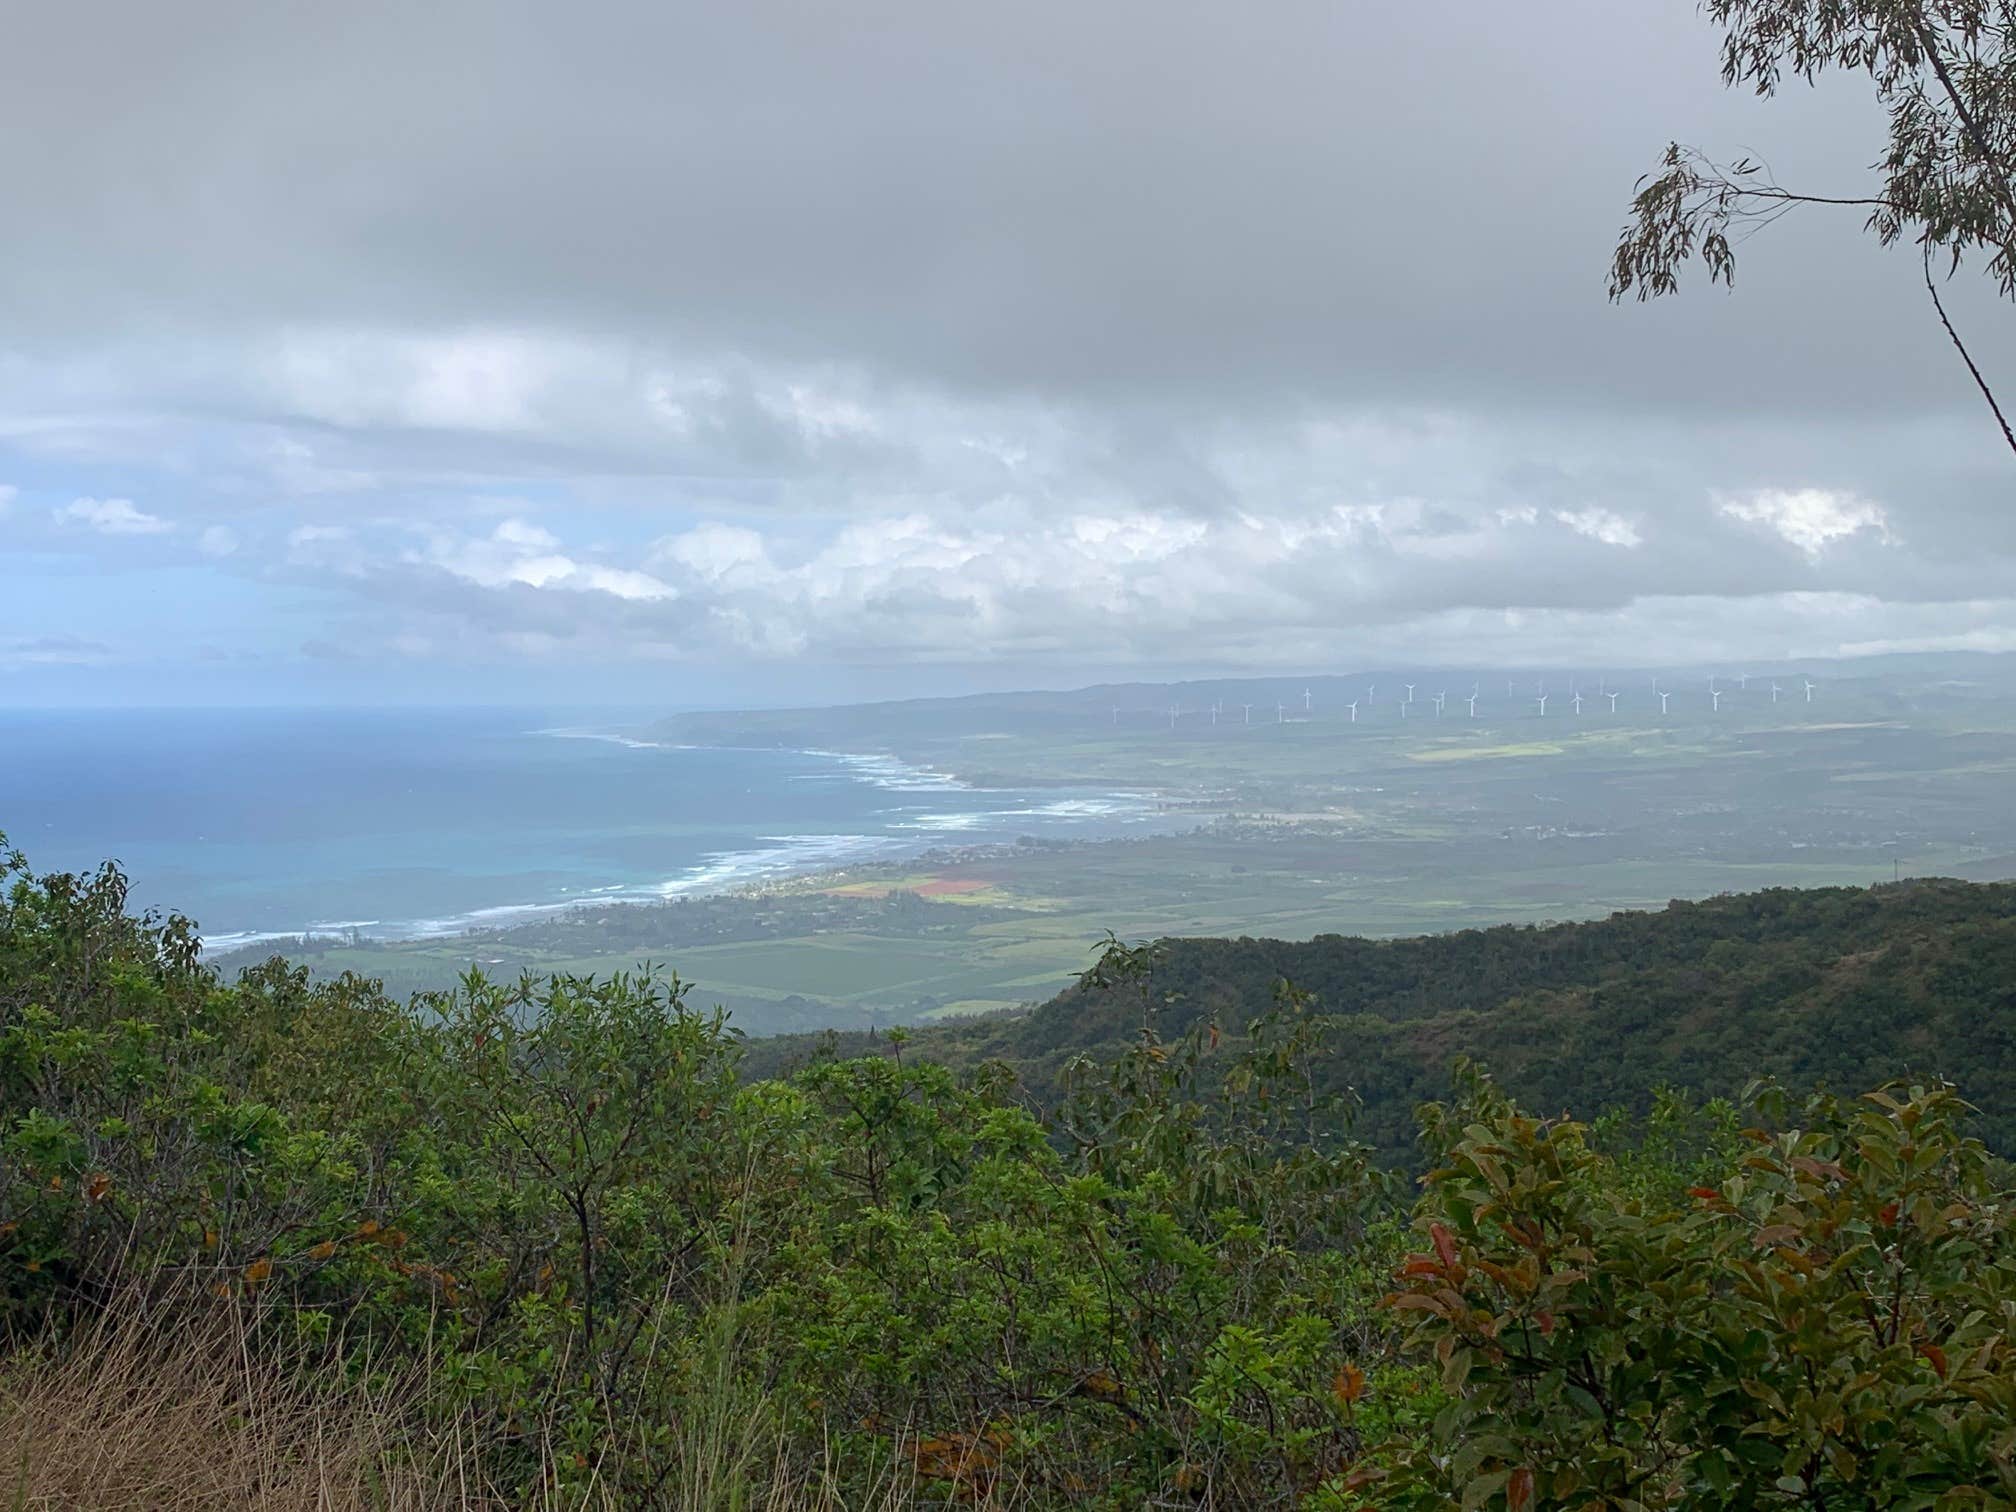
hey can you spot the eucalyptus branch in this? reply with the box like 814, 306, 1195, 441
1923, 243, 2016, 456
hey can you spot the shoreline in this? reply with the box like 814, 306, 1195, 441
201, 735, 1193, 959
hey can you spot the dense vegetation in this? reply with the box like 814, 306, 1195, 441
4, 837, 2014, 1507
764, 881, 2016, 1161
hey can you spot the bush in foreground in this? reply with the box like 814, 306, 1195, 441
3, 841, 2013, 1507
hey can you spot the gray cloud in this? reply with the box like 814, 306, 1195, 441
0, 0, 2011, 683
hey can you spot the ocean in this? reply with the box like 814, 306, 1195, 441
0, 706, 1166, 953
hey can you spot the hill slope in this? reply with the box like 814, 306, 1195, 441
758, 879, 2016, 1155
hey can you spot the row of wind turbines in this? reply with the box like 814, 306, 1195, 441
1114, 672, 1820, 730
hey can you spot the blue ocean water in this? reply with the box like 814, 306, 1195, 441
0, 707, 1165, 952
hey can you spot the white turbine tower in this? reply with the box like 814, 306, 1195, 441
1606, 691, 1619, 713
1433, 691, 1447, 716
1536, 693, 1549, 717
1658, 690, 1671, 715
1242, 703, 1253, 725
1211, 702, 1220, 726
1303, 686, 1312, 713
1466, 693, 1480, 718
1169, 705, 1179, 730
1769, 682, 1782, 706
1710, 689, 1725, 712
1111, 706, 1120, 726
1803, 679, 1816, 703
1404, 682, 1417, 704
1572, 691, 1585, 716
1346, 698, 1360, 724
1276, 702, 1286, 724
1737, 672, 1749, 690
1709, 674, 1719, 695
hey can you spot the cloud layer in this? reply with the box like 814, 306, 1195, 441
2, 0, 2012, 699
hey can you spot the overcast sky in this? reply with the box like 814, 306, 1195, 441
4, 0, 2012, 706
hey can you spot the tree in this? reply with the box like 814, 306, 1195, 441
1611, 0, 2016, 457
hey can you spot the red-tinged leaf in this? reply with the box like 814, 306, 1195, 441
1332, 1363, 1366, 1405
1431, 1222, 1458, 1269
1385, 1293, 1442, 1312
1878, 1201, 1900, 1226
1534, 1309, 1556, 1337
1687, 1186, 1721, 1201
1507, 1465, 1535, 1512
1918, 1343, 1948, 1379
1398, 1255, 1443, 1277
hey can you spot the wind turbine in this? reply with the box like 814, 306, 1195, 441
1433, 691, 1447, 717
1710, 689, 1725, 712
1536, 693, 1549, 717
1737, 672, 1749, 690
1466, 692, 1479, 718
1605, 691, 1619, 713
1709, 674, 1719, 696
1572, 691, 1585, 716
1345, 698, 1360, 724
1276, 703, 1286, 724
1242, 703, 1254, 725
1803, 679, 1816, 703
1169, 705, 1180, 730
1303, 687, 1312, 713
1658, 690, 1671, 715
1111, 706, 1120, 726
1404, 682, 1417, 704
1769, 682, 1782, 706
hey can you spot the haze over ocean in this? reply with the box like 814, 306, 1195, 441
0, 707, 1167, 952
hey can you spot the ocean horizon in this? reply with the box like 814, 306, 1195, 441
0, 706, 1170, 953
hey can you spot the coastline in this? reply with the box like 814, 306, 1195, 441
201, 733, 1188, 958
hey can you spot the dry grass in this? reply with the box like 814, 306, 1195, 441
0, 1290, 1020, 1511
0, 1297, 484, 1511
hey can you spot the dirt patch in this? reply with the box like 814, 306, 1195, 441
916, 878, 993, 897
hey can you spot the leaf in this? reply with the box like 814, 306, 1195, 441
1918, 1342, 1948, 1379
1688, 1185, 1721, 1201
1081, 1369, 1124, 1399
1534, 1308, 1556, 1337
1332, 1363, 1366, 1405
1507, 1466, 1536, 1512
308, 1239, 337, 1261
84, 1172, 112, 1202
1432, 1222, 1459, 1269
1878, 1200, 1900, 1226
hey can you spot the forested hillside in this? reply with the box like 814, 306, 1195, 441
762, 881, 2016, 1158
5, 840, 2015, 1507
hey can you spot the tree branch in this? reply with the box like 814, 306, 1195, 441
1923, 244, 2016, 458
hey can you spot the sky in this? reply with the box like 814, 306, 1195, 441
4, 0, 2013, 707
